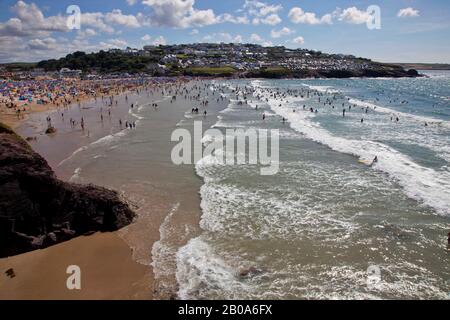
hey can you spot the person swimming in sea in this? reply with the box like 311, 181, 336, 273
447, 232, 450, 251
371, 156, 378, 166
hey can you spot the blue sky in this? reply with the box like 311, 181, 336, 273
0, 0, 449, 63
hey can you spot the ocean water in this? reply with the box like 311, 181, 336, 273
176, 71, 450, 300
22, 82, 227, 298
20, 73, 450, 299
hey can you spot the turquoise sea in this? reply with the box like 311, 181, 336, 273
176, 71, 450, 299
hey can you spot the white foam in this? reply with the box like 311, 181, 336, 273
252, 83, 450, 216
58, 130, 128, 167
176, 237, 252, 300
151, 203, 180, 280
304, 84, 341, 94
58, 146, 88, 167
348, 98, 449, 127
69, 167, 82, 183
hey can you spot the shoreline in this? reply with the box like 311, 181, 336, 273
0, 232, 152, 300
0, 78, 155, 131
0, 85, 155, 299
0, 79, 217, 300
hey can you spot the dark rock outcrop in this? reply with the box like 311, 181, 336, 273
45, 126, 57, 134
241, 64, 421, 79
0, 123, 135, 258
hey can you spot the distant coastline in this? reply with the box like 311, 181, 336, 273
395, 63, 450, 71
1, 43, 422, 80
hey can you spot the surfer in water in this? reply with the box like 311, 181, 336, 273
447, 232, 450, 251
371, 156, 378, 166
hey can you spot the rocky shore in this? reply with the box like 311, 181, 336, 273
243, 65, 420, 79
0, 123, 136, 258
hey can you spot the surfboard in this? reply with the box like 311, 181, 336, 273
358, 160, 371, 165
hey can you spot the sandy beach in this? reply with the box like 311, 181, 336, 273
0, 78, 154, 130
0, 232, 152, 300
0, 79, 224, 300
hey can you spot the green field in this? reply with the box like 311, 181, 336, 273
185, 66, 237, 76
257, 66, 292, 77
1, 62, 37, 71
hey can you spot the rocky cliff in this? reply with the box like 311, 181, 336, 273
0, 123, 135, 258
244, 65, 420, 79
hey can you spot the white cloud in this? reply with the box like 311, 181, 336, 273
244, 1, 282, 17
252, 18, 260, 25
0, 33, 131, 63
77, 28, 97, 39
292, 36, 305, 45
398, 8, 420, 18
105, 9, 141, 28
27, 37, 57, 50
243, 1, 283, 25
190, 29, 199, 35
261, 14, 282, 25
152, 35, 167, 46
288, 7, 332, 25
270, 27, 294, 38
250, 33, 263, 42
218, 13, 250, 25
202, 32, 243, 43
99, 38, 128, 49
81, 12, 115, 33
142, 0, 219, 28
250, 33, 272, 46
259, 4, 282, 16
338, 7, 371, 24
0, 1, 68, 37
127, 0, 138, 5
141, 34, 152, 41
233, 34, 243, 43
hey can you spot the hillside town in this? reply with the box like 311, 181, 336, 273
0, 43, 417, 80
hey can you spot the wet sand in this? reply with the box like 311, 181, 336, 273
0, 233, 152, 300
0, 80, 225, 300
0, 102, 58, 129
0, 79, 149, 130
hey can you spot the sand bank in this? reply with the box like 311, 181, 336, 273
0, 80, 214, 300
0, 232, 152, 300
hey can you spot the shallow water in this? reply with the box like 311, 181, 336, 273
18, 82, 227, 298
17, 74, 450, 300
177, 72, 450, 300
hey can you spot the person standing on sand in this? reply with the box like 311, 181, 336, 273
447, 232, 450, 251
